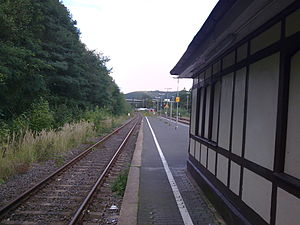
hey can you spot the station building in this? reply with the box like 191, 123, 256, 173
171, 0, 299, 224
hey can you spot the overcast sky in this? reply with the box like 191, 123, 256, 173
61, 0, 218, 94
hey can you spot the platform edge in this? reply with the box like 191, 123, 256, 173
117, 119, 143, 225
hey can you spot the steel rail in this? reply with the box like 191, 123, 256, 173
68, 117, 140, 225
0, 115, 137, 218
162, 115, 190, 125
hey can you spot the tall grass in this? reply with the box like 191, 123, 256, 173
0, 118, 123, 181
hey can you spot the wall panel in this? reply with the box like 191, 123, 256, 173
242, 169, 272, 223
285, 50, 300, 179
204, 86, 211, 139
212, 82, 221, 142
191, 89, 198, 135
237, 43, 247, 62
198, 88, 205, 136
245, 53, 279, 169
217, 154, 228, 185
232, 68, 246, 156
189, 138, 195, 156
195, 141, 201, 162
218, 73, 234, 150
207, 148, 216, 175
222, 51, 235, 69
229, 162, 241, 195
250, 22, 281, 54
276, 188, 300, 225
201, 145, 207, 167
286, 8, 300, 37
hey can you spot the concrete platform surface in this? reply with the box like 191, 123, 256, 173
118, 116, 225, 225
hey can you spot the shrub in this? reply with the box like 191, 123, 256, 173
28, 98, 54, 132
83, 107, 110, 132
111, 169, 129, 196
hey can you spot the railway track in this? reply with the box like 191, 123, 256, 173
0, 115, 141, 225
161, 115, 190, 125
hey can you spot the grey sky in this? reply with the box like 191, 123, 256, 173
62, 0, 218, 93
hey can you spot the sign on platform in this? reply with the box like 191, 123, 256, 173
176, 97, 180, 102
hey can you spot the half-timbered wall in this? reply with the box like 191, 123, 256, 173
188, 5, 300, 225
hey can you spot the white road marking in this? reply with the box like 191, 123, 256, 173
146, 117, 194, 225
159, 116, 190, 128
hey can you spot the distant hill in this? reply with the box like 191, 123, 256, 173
125, 91, 177, 100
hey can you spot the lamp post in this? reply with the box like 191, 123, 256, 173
170, 96, 173, 119
172, 77, 180, 129
165, 88, 172, 123
158, 92, 165, 117
176, 77, 179, 129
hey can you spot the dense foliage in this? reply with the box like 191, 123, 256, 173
0, 0, 129, 134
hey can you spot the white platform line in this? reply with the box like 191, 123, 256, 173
146, 117, 194, 225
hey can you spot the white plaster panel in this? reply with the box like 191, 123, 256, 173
286, 9, 300, 37
242, 169, 272, 223
207, 148, 216, 175
213, 61, 221, 74
217, 154, 228, 185
222, 51, 235, 69
212, 81, 221, 142
199, 72, 205, 82
276, 188, 300, 225
195, 141, 201, 162
251, 22, 281, 54
218, 73, 233, 150
198, 88, 205, 136
245, 53, 279, 170
204, 86, 211, 139
229, 161, 240, 195
189, 138, 195, 156
201, 145, 207, 167
232, 68, 246, 156
205, 67, 212, 78
237, 43, 247, 62
191, 89, 197, 135
285, 50, 300, 179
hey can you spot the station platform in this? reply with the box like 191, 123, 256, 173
118, 116, 224, 225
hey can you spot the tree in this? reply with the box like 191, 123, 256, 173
0, 0, 129, 131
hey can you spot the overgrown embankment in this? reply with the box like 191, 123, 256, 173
0, 110, 130, 182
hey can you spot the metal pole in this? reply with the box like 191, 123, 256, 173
176, 78, 179, 129
160, 97, 162, 117
165, 88, 172, 124
170, 98, 173, 119
187, 94, 189, 112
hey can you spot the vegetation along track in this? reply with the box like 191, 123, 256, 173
0, 114, 142, 225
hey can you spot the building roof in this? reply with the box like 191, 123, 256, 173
170, 0, 236, 76
170, 0, 296, 78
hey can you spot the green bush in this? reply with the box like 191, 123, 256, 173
111, 169, 129, 196
53, 104, 72, 127
83, 107, 109, 132
28, 98, 54, 132
11, 114, 29, 134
